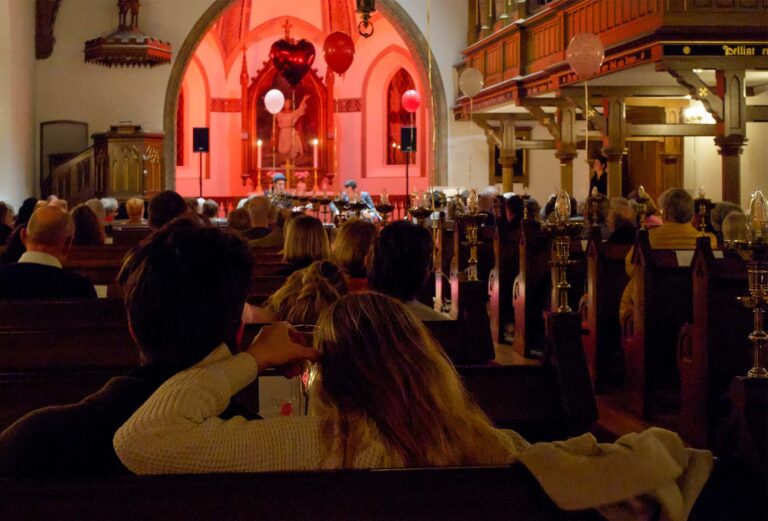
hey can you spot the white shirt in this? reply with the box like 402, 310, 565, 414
18, 251, 62, 269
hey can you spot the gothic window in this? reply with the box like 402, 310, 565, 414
176, 88, 185, 166
386, 68, 415, 165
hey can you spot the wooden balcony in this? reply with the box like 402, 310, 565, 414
458, 0, 768, 114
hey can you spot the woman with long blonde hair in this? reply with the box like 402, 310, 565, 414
331, 218, 377, 292
114, 292, 523, 473
277, 214, 330, 276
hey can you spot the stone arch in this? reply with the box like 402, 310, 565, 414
162, 0, 447, 189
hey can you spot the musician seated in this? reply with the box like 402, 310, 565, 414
369, 221, 448, 321
265, 173, 293, 210
619, 188, 716, 324
330, 180, 380, 222
0, 206, 96, 300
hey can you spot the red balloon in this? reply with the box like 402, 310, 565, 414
402, 89, 421, 113
565, 33, 604, 78
323, 32, 355, 75
270, 38, 316, 86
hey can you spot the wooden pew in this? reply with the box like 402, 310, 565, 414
0, 467, 603, 521
247, 275, 288, 306
581, 233, 633, 393
0, 299, 137, 430
488, 222, 521, 344
679, 238, 751, 448
110, 225, 151, 247
621, 231, 695, 419
513, 220, 552, 358
433, 213, 453, 313
64, 245, 130, 296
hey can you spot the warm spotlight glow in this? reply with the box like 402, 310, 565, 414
683, 100, 716, 124
257, 139, 263, 146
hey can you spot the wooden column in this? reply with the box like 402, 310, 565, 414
602, 97, 626, 198
715, 70, 747, 205
661, 106, 683, 190
499, 119, 516, 192
556, 106, 577, 194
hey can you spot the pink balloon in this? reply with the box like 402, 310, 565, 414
402, 89, 421, 113
566, 33, 604, 78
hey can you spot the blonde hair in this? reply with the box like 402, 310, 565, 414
265, 261, 348, 324
311, 292, 516, 468
332, 219, 378, 278
283, 214, 330, 262
126, 197, 145, 221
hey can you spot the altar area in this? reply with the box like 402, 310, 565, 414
174, 1, 432, 201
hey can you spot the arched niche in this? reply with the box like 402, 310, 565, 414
162, 0, 447, 191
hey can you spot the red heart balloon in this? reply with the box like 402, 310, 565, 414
270, 38, 316, 87
323, 32, 355, 75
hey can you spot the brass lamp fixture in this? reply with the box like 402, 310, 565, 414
545, 190, 582, 314
586, 186, 606, 228
457, 189, 487, 282
356, 0, 376, 38
375, 190, 395, 225
726, 190, 768, 378
84, 0, 172, 68
694, 186, 711, 234
407, 191, 433, 225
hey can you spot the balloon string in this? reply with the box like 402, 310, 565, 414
292, 89, 296, 186
427, 0, 434, 200
469, 97, 473, 189
584, 79, 589, 163
272, 114, 277, 187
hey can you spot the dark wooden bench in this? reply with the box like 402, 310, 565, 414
513, 219, 552, 358
581, 234, 632, 393
488, 223, 521, 344
679, 238, 751, 448
621, 231, 695, 419
110, 225, 151, 247
0, 299, 137, 430
0, 466, 603, 521
247, 275, 288, 305
64, 245, 131, 295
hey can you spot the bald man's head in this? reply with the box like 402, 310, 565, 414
23, 206, 75, 259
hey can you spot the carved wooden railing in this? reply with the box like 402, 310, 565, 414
460, 0, 768, 111
52, 146, 96, 206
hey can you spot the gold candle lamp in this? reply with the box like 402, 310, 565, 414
545, 190, 582, 314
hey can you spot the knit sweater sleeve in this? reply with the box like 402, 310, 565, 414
114, 353, 325, 474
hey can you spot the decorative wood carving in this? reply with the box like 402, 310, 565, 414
335, 98, 362, 113
210, 98, 242, 112
36, 0, 62, 59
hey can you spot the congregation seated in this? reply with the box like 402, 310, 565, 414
581, 196, 611, 240
245, 260, 348, 324
0, 202, 13, 246
605, 205, 636, 245
242, 196, 272, 241
101, 197, 119, 222
619, 188, 716, 323
368, 220, 448, 321
85, 198, 106, 226
14, 197, 36, 228
276, 214, 329, 276
710, 201, 742, 246
124, 197, 146, 225
721, 211, 749, 243
332, 218, 377, 292
71, 204, 106, 246
0, 217, 256, 478
227, 208, 252, 234
0, 206, 95, 299
249, 208, 289, 249
148, 190, 188, 230
201, 199, 219, 220
47, 196, 68, 212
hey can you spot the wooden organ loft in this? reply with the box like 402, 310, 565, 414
459, 0, 768, 204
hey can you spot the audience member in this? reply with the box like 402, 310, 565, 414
115, 292, 523, 473
85, 198, 107, 224
72, 204, 106, 246
722, 211, 749, 243
627, 189, 663, 228
101, 197, 119, 222
605, 206, 637, 245
710, 201, 743, 245
332, 218, 377, 291
148, 190, 188, 230
125, 197, 146, 225
185, 197, 201, 215
226, 208, 251, 233
619, 188, 716, 323
503, 195, 524, 230
49, 197, 68, 211
14, 197, 37, 227
243, 196, 272, 240
0, 218, 256, 478
0, 206, 96, 299
0, 201, 13, 245
1, 227, 25, 263
581, 196, 611, 239
369, 221, 448, 321
278, 214, 330, 275
201, 199, 219, 220
248, 260, 348, 324
250, 208, 289, 249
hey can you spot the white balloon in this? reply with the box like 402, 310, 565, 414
459, 68, 484, 98
264, 89, 285, 115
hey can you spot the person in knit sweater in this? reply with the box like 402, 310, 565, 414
114, 292, 525, 473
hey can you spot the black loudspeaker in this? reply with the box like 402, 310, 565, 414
401, 126, 417, 152
193, 127, 210, 152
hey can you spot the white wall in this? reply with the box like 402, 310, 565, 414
0, 0, 36, 208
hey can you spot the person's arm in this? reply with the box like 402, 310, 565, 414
114, 324, 320, 474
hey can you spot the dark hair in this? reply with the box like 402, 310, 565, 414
71, 204, 105, 246
595, 155, 608, 170
118, 217, 253, 368
370, 221, 433, 302
202, 199, 219, 219
15, 198, 37, 227
344, 179, 358, 189
227, 208, 251, 231
148, 191, 188, 229
504, 195, 524, 228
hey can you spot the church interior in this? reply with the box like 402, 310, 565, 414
0, 0, 767, 519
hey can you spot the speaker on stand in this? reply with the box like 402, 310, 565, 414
193, 128, 209, 198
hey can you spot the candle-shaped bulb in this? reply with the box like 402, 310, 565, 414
555, 190, 571, 224
638, 185, 647, 197
698, 186, 706, 199
257, 139, 263, 147
467, 189, 479, 214
381, 189, 389, 204
748, 190, 768, 240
